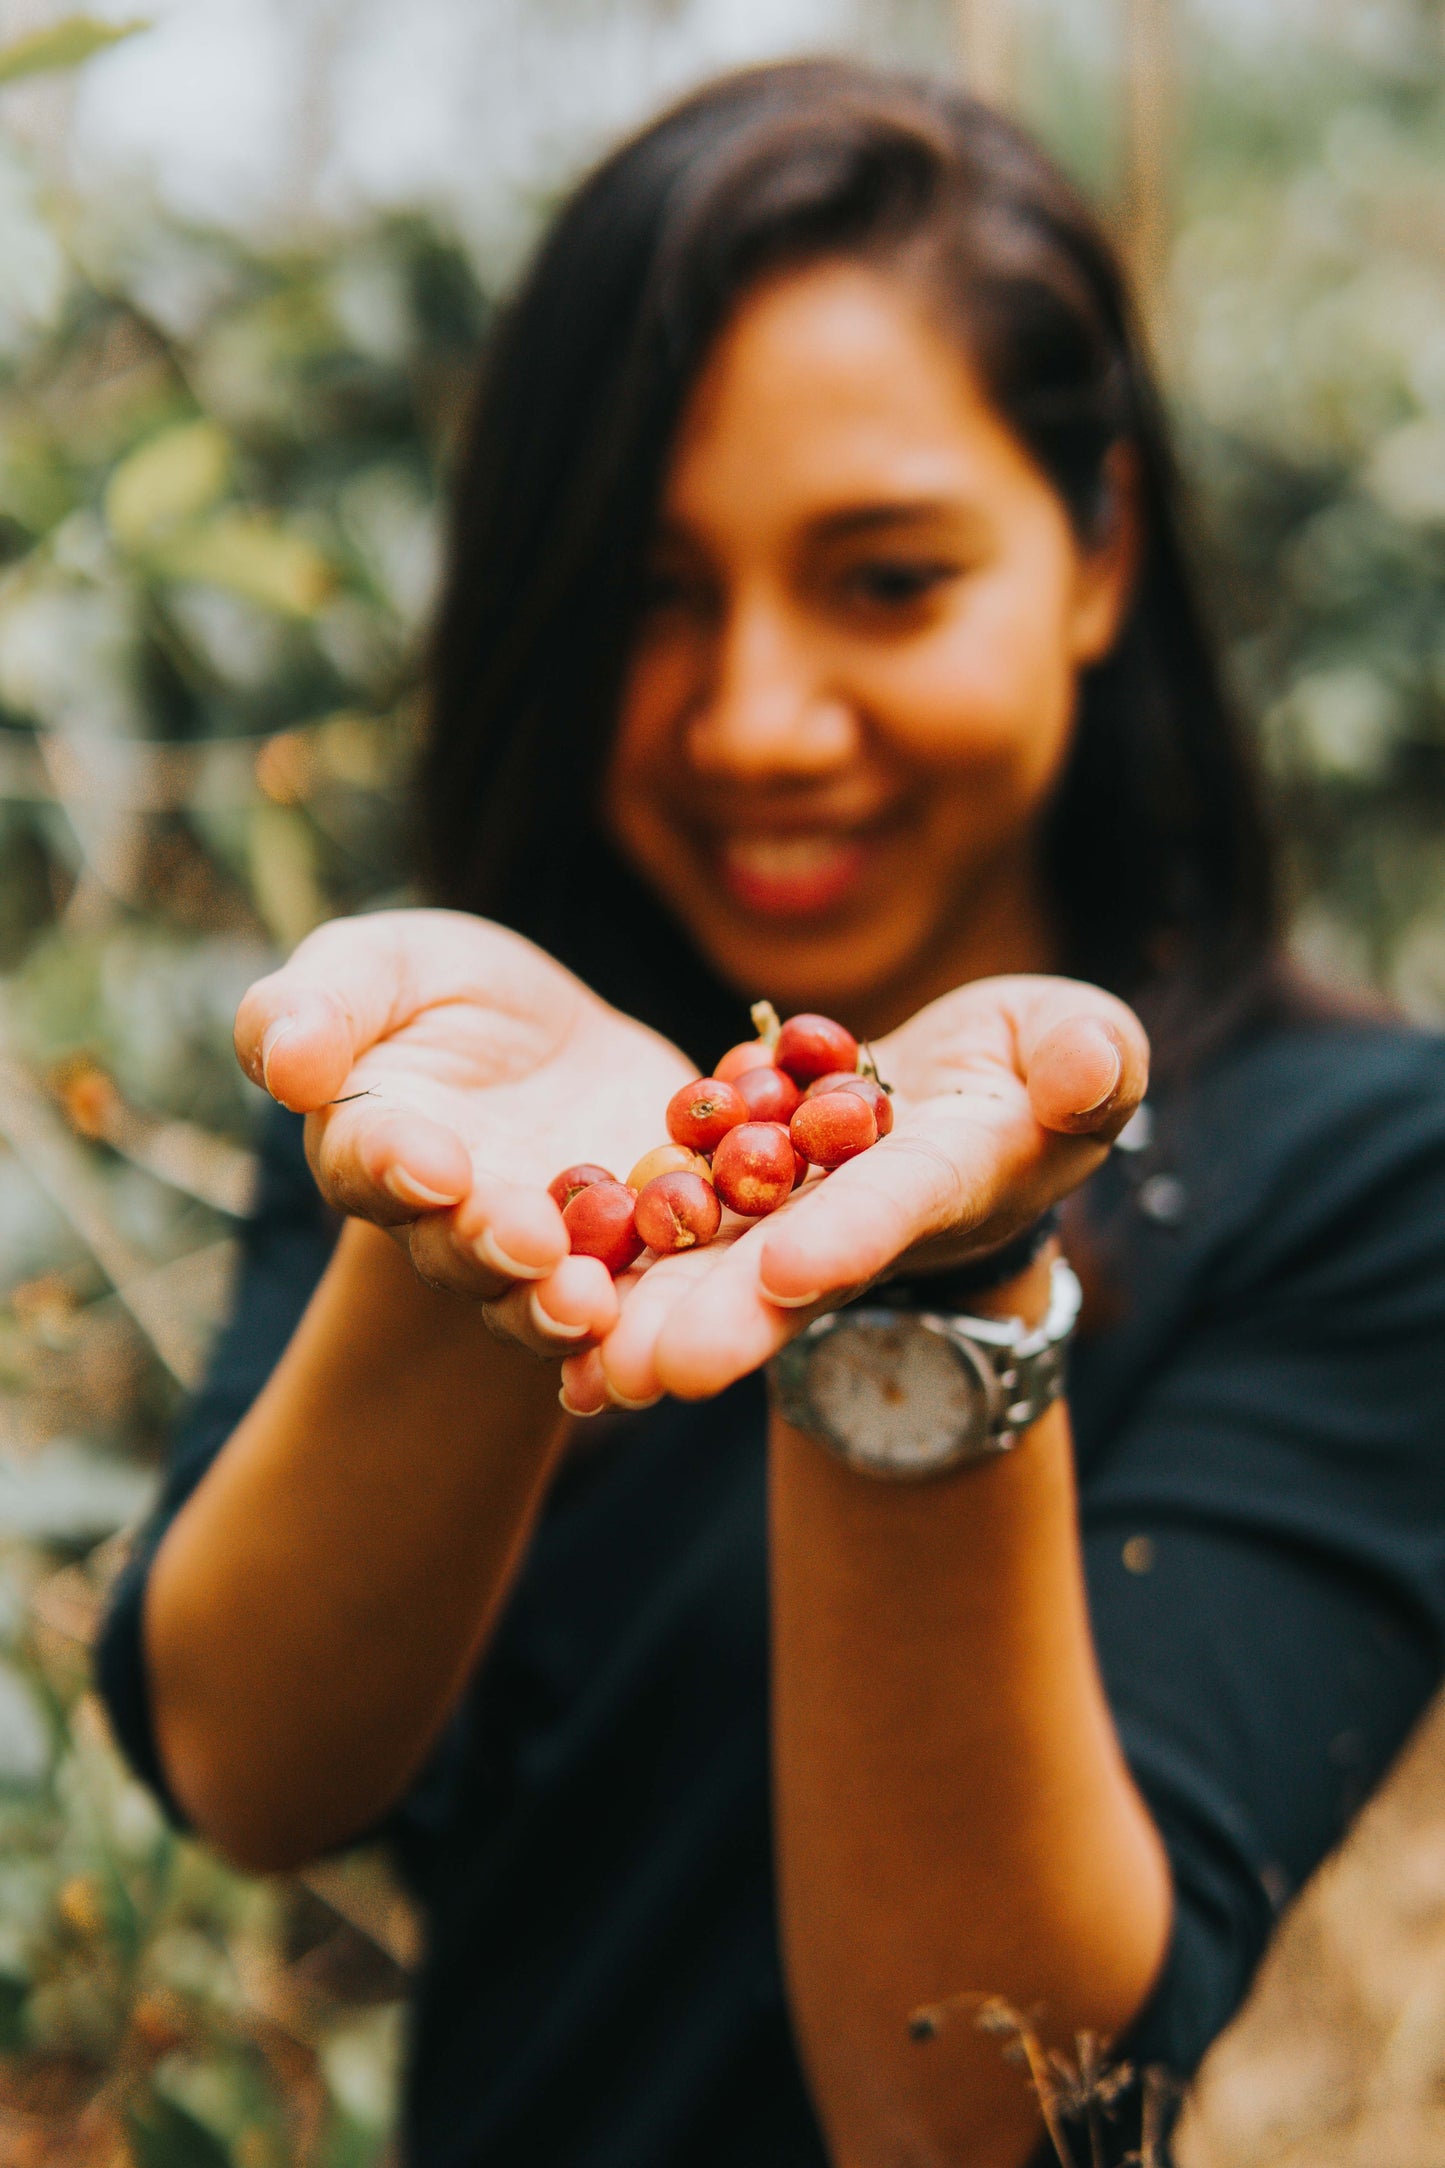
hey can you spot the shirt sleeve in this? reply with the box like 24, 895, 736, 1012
94, 1102, 338, 1822
1077, 1027, 1445, 2093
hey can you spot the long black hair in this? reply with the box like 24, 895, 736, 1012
420, 58, 1278, 1073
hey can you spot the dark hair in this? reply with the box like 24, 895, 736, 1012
421, 57, 1279, 1073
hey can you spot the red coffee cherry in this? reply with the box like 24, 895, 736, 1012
634, 1170, 722, 1254
562, 1181, 643, 1274
627, 1143, 709, 1191
548, 1163, 615, 1211
790, 1091, 878, 1169
732, 1064, 801, 1125
775, 1013, 859, 1086
715, 1039, 775, 1084
804, 1071, 892, 1137
666, 1077, 749, 1152
711, 1122, 797, 1217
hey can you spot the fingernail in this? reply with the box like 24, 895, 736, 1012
559, 1386, 601, 1418
607, 1387, 664, 1411
528, 1291, 590, 1340
385, 1168, 461, 1210
260, 1019, 296, 1095
1075, 1029, 1123, 1114
476, 1228, 550, 1280
764, 1287, 824, 1310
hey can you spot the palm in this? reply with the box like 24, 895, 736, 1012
237, 909, 695, 1211
571, 975, 1145, 1409
238, 914, 1146, 1408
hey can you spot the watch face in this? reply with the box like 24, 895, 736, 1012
806, 1315, 992, 1474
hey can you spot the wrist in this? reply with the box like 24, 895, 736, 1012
340, 1219, 548, 1369
964, 1239, 1059, 1329
884, 1210, 1060, 1319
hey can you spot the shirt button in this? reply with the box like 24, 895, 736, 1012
1137, 1173, 1187, 1225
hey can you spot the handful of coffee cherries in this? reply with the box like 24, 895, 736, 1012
549, 1002, 893, 1275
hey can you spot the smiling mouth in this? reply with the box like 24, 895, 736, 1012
713, 831, 876, 918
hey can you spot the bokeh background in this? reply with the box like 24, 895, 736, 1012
0, 0, 1440, 2159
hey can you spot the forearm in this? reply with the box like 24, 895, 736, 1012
146, 1218, 570, 1870
771, 1261, 1171, 2168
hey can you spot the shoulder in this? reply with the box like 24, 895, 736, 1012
1176, 1009, 1445, 1162
1119, 1011, 1445, 1278
1073, 1010, 1445, 1451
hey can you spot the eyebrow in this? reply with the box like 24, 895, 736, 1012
808, 499, 960, 540
649, 496, 985, 556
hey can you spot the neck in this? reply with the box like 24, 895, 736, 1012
848, 850, 1058, 1043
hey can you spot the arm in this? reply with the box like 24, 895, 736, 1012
141, 910, 698, 1871
145, 1219, 573, 1871
770, 1246, 1170, 2168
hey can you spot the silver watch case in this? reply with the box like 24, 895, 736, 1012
769, 1256, 1082, 1480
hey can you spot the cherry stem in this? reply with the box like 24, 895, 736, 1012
750, 998, 782, 1049
858, 1042, 891, 1091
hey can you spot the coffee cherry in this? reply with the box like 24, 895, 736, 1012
666, 1077, 749, 1153
627, 1143, 710, 1192
804, 1071, 893, 1137
712, 1122, 796, 1216
716, 1039, 775, 1084
775, 1013, 859, 1086
563, 1180, 643, 1274
548, 1163, 615, 1211
790, 1091, 877, 1169
733, 1064, 802, 1125
635, 1170, 722, 1254
792, 1147, 809, 1189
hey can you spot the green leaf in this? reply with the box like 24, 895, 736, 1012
150, 512, 335, 618
0, 17, 150, 87
126, 2093, 233, 2168
105, 420, 233, 549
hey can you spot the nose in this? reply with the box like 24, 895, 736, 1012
683, 588, 859, 782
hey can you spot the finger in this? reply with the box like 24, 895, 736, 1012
234, 912, 434, 1111
755, 1110, 1001, 1307
647, 1229, 842, 1400
480, 1255, 620, 1354
403, 1168, 570, 1295
305, 1103, 472, 1224
1012, 991, 1149, 1137
559, 1346, 611, 1417
594, 1245, 723, 1406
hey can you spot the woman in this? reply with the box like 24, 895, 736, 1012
99, 60, 1445, 2168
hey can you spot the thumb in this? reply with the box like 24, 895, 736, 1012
1024, 1011, 1148, 1139
233, 915, 414, 1112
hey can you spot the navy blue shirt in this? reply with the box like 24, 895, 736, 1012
98, 1016, 1445, 2164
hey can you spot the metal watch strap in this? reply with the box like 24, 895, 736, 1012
769, 1256, 1082, 1475
939, 1254, 1081, 1450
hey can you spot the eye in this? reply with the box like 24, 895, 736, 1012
842, 558, 956, 611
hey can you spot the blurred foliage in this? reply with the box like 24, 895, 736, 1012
1170, 28, 1445, 1009
0, 3, 1438, 2162
0, 20, 487, 2159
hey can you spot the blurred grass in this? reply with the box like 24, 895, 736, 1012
0, 4, 1439, 2161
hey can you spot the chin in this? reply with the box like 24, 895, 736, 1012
695, 915, 912, 1027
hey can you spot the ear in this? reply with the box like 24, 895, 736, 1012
1068, 441, 1143, 668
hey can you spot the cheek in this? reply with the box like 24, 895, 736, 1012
605, 646, 682, 844
861, 574, 1080, 796
614, 623, 705, 768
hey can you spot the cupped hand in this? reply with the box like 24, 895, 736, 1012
563, 975, 1146, 1412
233, 909, 698, 1356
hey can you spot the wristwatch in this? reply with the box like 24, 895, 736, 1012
768, 1255, 1082, 1481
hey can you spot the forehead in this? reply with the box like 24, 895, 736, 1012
662, 259, 1021, 526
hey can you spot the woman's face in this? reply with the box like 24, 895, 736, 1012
604, 259, 1135, 1029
